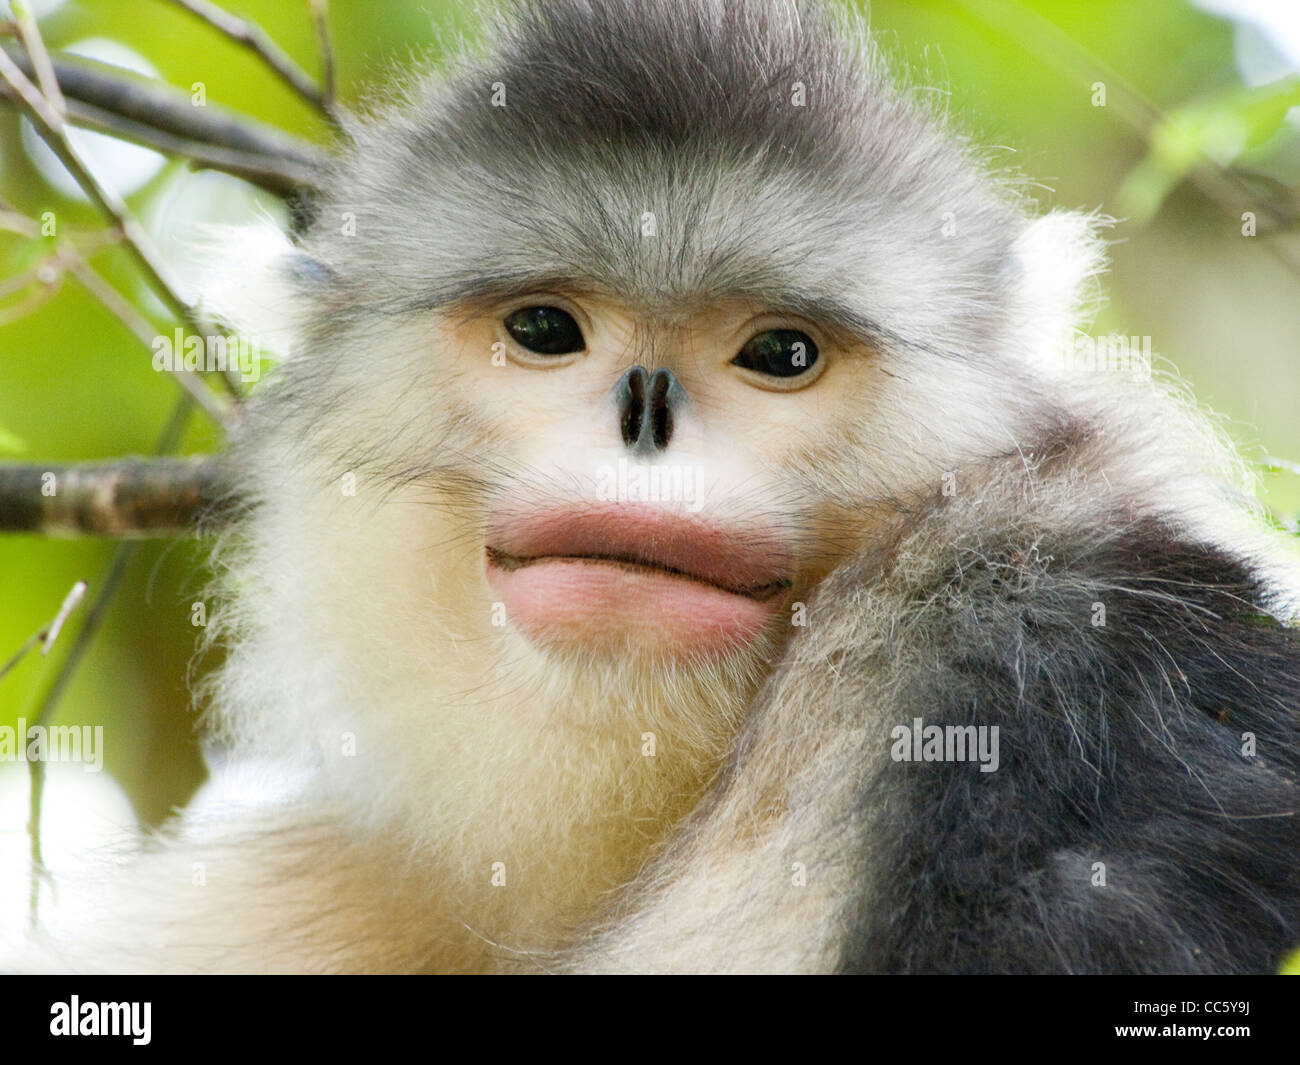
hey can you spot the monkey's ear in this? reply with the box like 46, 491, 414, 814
1007, 210, 1111, 371
194, 221, 325, 360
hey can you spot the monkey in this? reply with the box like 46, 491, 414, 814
6, 0, 1300, 974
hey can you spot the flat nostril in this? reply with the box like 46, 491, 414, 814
616, 365, 683, 453
648, 369, 673, 450
618, 365, 648, 448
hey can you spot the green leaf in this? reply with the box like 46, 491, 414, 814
1118, 76, 1300, 222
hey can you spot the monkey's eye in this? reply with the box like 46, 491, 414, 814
504, 306, 585, 355
732, 329, 819, 378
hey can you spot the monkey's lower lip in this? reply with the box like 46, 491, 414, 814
483, 507, 792, 655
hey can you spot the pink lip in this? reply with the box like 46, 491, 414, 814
484, 505, 793, 657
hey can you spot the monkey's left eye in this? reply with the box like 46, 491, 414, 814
732, 330, 819, 378
504, 306, 585, 355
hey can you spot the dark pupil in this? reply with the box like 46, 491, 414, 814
733, 330, 818, 377
504, 306, 584, 355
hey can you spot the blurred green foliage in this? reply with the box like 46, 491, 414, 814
0, 0, 1298, 839
1118, 75, 1300, 219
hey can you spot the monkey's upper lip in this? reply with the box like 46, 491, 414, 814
484, 506, 793, 601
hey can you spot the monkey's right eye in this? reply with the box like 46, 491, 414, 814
504, 306, 585, 355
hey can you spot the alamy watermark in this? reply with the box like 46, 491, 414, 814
50, 997, 150, 1045
0, 718, 103, 772
152, 328, 264, 384
594, 458, 706, 512
891, 717, 999, 773
1059, 332, 1152, 379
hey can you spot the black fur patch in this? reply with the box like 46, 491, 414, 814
840, 520, 1300, 974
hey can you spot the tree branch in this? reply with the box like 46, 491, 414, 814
11, 1, 65, 115
0, 456, 229, 537
0, 45, 328, 196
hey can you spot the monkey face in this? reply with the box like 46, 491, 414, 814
428, 293, 866, 663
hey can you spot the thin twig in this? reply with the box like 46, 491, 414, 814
0, 262, 49, 299
0, 48, 189, 321
0, 200, 42, 237
0, 241, 66, 322
66, 98, 321, 195
167, 0, 332, 118
309, 0, 336, 112
0, 195, 122, 250
11, 0, 64, 115
0, 581, 87, 683
41, 581, 88, 653
67, 258, 234, 425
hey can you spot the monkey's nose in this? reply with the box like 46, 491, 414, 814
615, 365, 685, 454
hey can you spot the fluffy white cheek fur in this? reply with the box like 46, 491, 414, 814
206, 449, 775, 935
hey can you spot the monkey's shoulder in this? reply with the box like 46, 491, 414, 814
827, 488, 1298, 710
825, 510, 1300, 973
